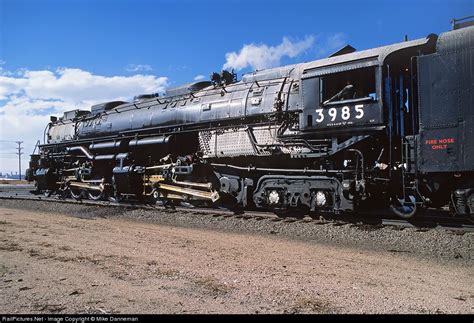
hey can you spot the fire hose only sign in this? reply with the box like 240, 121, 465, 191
424, 138, 455, 150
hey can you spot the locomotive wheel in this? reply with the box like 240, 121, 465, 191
108, 190, 124, 203
163, 200, 177, 209
70, 187, 85, 200
30, 181, 40, 194
107, 177, 124, 203
88, 189, 104, 201
149, 189, 163, 205
58, 187, 69, 199
43, 189, 53, 197
390, 196, 417, 219
215, 194, 243, 214
151, 193, 177, 209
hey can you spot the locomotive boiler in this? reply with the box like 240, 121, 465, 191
27, 23, 474, 219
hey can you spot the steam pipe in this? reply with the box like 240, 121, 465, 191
94, 154, 116, 160
66, 146, 94, 160
348, 149, 365, 180
211, 163, 352, 174
129, 136, 170, 147
89, 141, 121, 150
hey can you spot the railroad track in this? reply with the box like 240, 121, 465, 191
0, 189, 473, 233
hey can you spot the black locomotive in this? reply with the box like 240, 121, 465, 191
27, 23, 474, 219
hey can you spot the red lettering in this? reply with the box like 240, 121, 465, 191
432, 144, 448, 150
426, 138, 455, 146
438, 138, 455, 144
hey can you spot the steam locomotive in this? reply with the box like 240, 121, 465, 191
27, 22, 474, 219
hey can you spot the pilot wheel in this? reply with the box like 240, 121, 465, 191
390, 195, 417, 219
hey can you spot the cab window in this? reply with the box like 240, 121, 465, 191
321, 67, 377, 105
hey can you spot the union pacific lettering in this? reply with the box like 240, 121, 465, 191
425, 138, 455, 150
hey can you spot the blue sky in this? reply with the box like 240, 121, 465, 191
0, 0, 472, 173
2, 0, 471, 82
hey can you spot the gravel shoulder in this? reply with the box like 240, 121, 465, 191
0, 200, 473, 314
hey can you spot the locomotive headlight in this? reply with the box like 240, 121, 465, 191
315, 191, 326, 206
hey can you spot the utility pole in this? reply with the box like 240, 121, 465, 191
15, 141, 23, 180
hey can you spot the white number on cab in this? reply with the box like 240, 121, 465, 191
315, 109, 324, 122
314, 104, 364, 123
355, 104, 364, 119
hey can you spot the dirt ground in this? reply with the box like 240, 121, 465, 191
0, 206, 472, 314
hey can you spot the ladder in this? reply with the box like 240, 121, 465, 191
401, 136, 418, 203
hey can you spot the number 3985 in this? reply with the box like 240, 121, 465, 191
315, 104, 364, 123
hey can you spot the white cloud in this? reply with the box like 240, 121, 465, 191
223, 33, 348, 71
125, 64, 153, 72
0, 68, 168, 102
317, 33, 347, 56
223, 36, 315, 71
194, 75, 206, 81
0, 67, 168, 173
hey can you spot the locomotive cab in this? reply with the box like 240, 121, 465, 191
300, 63, 382, 134
297, 35, 438, 217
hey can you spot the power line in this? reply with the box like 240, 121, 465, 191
15, 141, 23, 179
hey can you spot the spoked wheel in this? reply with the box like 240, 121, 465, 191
162, 198, 178, 210
107, 186, 124, 203
70, 187, 85, 201
150, 189, 178, 209
57, 186, 69, 199
108, 190, 124, 203
215, 194, 243, 214
390, 195, 417, 219
43, 189, 53, 197
88, 188, 104, 201
161, 198, 177, 209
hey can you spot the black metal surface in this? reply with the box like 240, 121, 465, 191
417, 26, 474, 172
